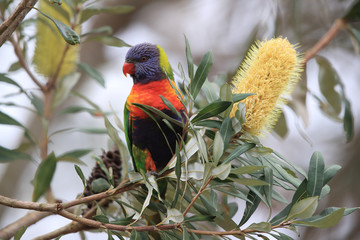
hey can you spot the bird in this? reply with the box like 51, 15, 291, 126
123, 43, 186, 175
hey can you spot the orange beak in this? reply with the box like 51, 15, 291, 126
123, 62, 135, 76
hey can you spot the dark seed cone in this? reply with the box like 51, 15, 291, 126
83, 149, 122, 210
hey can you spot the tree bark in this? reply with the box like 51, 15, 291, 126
0, 0, 38, 47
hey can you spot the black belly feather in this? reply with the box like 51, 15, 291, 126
131, 110, 185, 171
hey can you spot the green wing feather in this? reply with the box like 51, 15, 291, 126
124, 102, 147, 172
124, 102, 133, 162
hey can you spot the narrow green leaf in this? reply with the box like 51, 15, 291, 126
0, 73, 24, 90
189, 51, 213, 99
239, 189, 261, 226
223, 143, 256, 164
30, 93, 44, 116
247, 222, 271, 233
135, 175, 154, 222
14, 226, 27, 240
167, 208, 184, 223
35, 7, 80, 45
346, 24, 360, 54
77, 128, 108, 134
73, 91, 102, 111
231, 166, 265, 175
285, 196, 318, 221
110, 214, 135, 226
194, 119, 222, 128
160, 95, 182, 119
272, 189, 289, 204
0, 111, 23, 127
107, 229, 115, 240
293, 208, 345, 228
185, 215, 216, 223
61, 105, 98, 115
78, 62, 105, 87
8, 61, 21, 72
196, 131, 208, 163
171, 142, 182, 208
343, 98, 354, 142
81, 26, 113, 37
232, 93, 255, 103
74, 165, 86, 187
53, 72, 81, 107
271, 232, 294, 240
86, 35, 131, 48
94, 155, 111, 182
199, 195, 221, 219
230, 178, 269, 186
343, 1, 360, 22
220, 82, 232, 102
191, 101, 232, 123
104, 116, 124, 151
58, 149, 91, 161
132, 103, 183, 127
219, 116, 233, 149
263, 167, 273, 211
185, 35, 194, 80
202, 80, 220, 103
80, 5, 135, 23
111, 230, 125, 240
33, 152, 57, 201
270, 180, 309, 225
211, 163, 231, 180
182, 226, 191, 240
213, 131, 224, 164
323, 164, 341, 185
316, 56, 342, 116
306, 151, 324, 197
93, 214, 109, 223
273, 111, 288, 138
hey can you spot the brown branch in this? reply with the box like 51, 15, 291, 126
8, 36, 45, 91
0, 183, 294, 239
304, 18, 346, 62
182, 176, 213, 216
0, 0, 38, 47
0, 211, 52, 240
0, 181, 138, 239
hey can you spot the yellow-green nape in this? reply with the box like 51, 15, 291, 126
157, 45, 174, 79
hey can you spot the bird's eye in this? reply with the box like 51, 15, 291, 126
140, 56, 147, 62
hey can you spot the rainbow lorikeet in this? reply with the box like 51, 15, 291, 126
123, 43, 186, 174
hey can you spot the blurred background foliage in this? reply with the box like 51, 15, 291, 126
0, 0, 359, 239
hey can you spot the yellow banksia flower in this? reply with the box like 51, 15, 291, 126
230, 37, 303, 136
33, 0, 80, 78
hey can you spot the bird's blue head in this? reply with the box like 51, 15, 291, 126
123, 43, 174, 84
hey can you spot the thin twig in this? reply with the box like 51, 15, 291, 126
304, 18, 346, 62
8, 36, 45, 91
0, 211, 52, 240
0, 0, 38, 47
182, 176, 213, 216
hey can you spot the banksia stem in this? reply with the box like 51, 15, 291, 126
231, 37, 303, 136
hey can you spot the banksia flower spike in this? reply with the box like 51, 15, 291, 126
231, 37, 303, 136
33, 0, 79, 78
